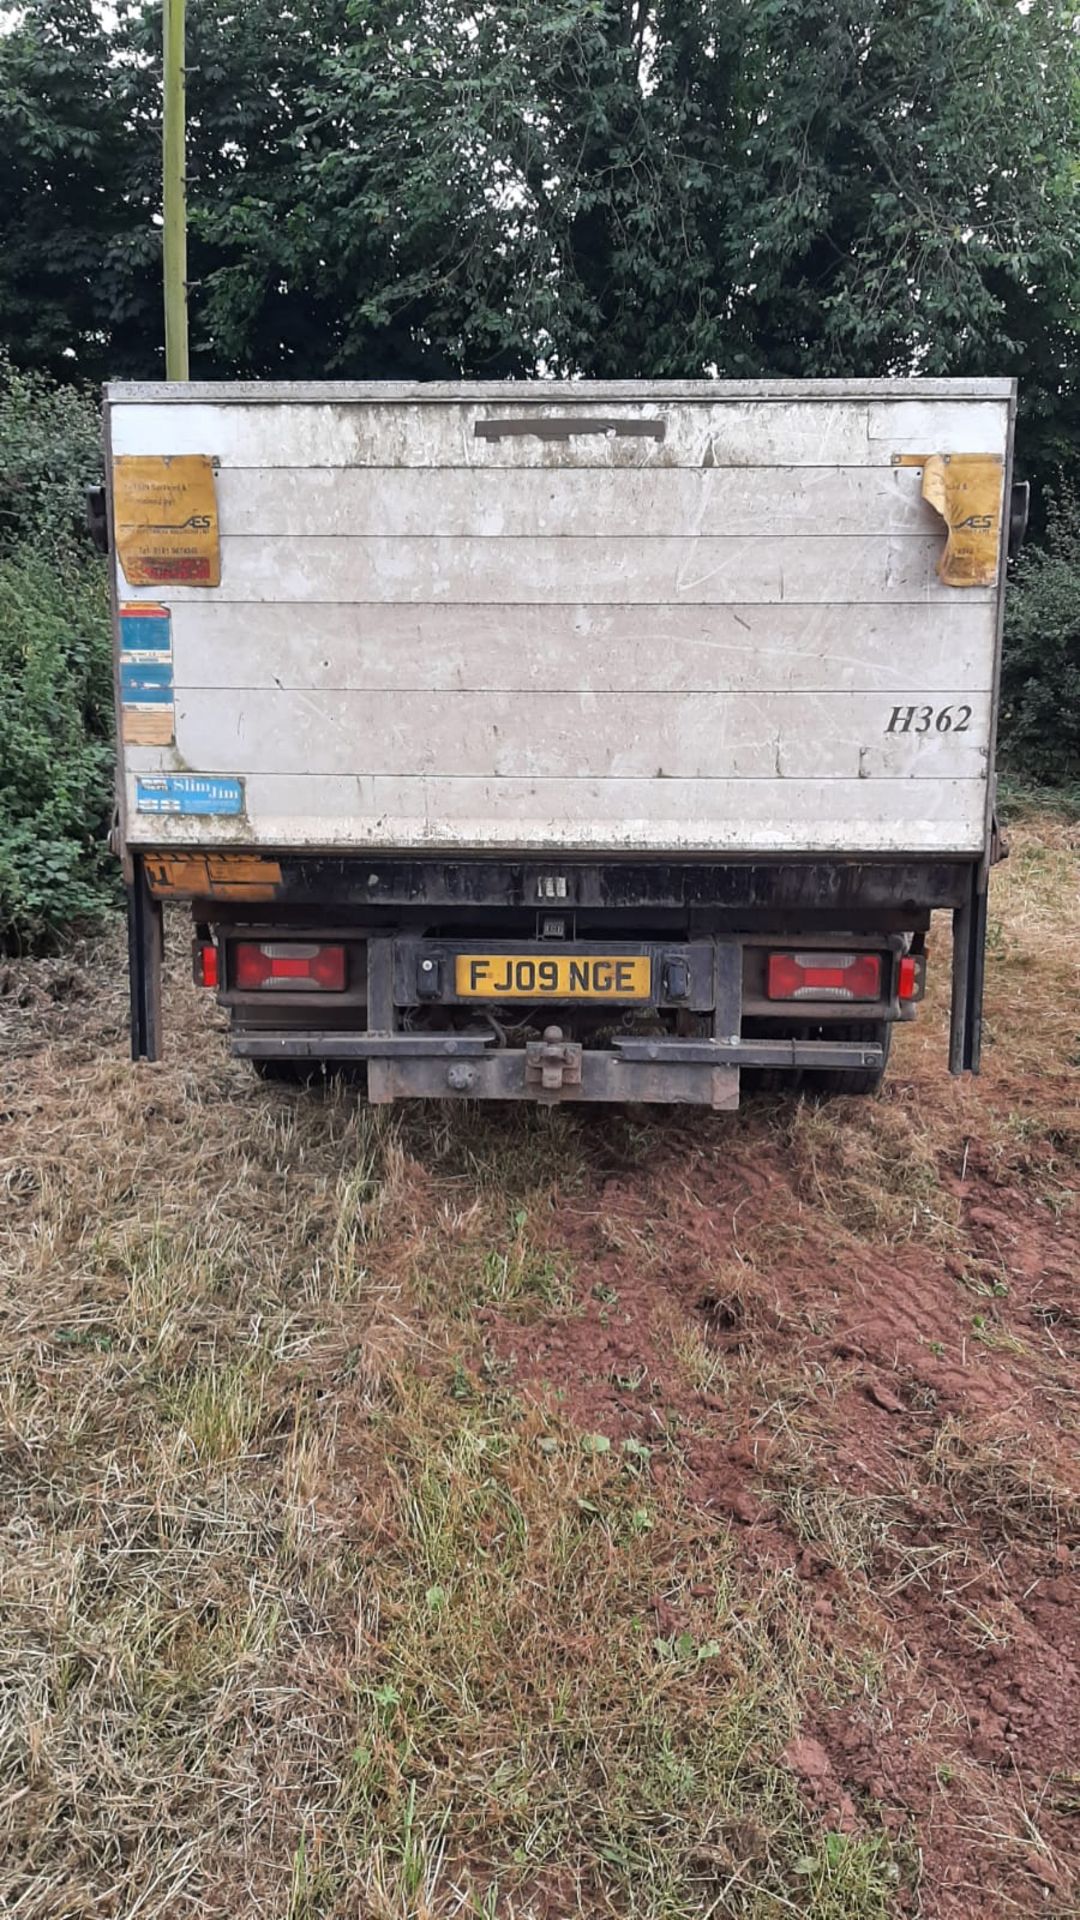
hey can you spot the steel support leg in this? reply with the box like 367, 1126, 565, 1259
949, 865, 988, 1075
364, 937, 396, 1103
127, 853, 164, 1061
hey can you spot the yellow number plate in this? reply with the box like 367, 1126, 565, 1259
455, 954, 652, 1001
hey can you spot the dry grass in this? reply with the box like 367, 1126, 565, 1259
0, 959, 902, 1920
0, 814, 1077, 1918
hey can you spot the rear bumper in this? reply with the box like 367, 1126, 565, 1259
230, 1030, 884, 1107
226, 930, 895, 1106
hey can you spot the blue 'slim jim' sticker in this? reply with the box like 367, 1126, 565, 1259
136, 775, 244, 816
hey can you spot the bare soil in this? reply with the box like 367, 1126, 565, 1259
486, 1114, 1080, 1915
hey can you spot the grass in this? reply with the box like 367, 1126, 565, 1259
1, 813, 1077, 1917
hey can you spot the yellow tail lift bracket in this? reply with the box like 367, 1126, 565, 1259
894, 453, 1004, 588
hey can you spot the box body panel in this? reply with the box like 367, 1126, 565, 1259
107, 380, 1012, 859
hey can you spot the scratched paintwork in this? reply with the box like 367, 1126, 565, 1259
106, 379, 1014, 858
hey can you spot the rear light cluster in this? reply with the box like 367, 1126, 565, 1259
193, 942, 219, 990
767, 951, 881, 1002
235, 941, 346, 991
193, 939, 347, 992
193, 938, 919, 1006
766, 950, 923, 1004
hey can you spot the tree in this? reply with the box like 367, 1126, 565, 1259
130, 0, 366, 376
303, 1, 1080, 477
0, 0, 160, 379
1, 0, 1078, 475
1001, 489, 1080, 786
0, 358, 115, 946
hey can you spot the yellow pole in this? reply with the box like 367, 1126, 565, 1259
162, 0, 189, 379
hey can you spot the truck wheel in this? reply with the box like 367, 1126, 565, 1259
251, 1057, 317, 1084
808, 1021, 892, 1098
250, 1056, 368, 1093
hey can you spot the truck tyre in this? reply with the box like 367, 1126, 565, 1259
250, 1056, 368, 1093
250, 1057, 317, 1085
808, 1021, 892, 1098
742, 1019, 892, 1097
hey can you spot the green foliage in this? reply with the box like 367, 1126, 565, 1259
0, 0, 159, 377
306, 0, 1080, 411
996, 776, 1080, 824
2, 1, 1079, 497
1000, 494, 1080, 789
0, 355, 104, 550
0, 361, 114, 948
0, 546, 115, 947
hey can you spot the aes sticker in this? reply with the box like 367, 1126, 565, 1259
113, 454, 221, 587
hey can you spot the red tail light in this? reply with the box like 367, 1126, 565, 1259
193, 941, 219, 990
898, 954, 921, 1001
233, 942, 346, 992
767, 951, 882, 1002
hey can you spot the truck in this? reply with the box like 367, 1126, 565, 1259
103, 377, 1019, 1109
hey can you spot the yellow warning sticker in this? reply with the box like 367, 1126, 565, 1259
896, 453, 1004, 588
113, 454, 221, 587
143, 853, 282, 901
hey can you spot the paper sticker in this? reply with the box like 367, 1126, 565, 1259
921, 454, 1004, 587
119, 602, 174, 745
136, 775, 244, 817
894, 452, 1004, 587
113, 455, 220, 587
119, 602, 172, 652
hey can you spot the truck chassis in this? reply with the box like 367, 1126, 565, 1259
127, 850, 986, 1106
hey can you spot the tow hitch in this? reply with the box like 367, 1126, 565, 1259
525, 1025, 584, 1095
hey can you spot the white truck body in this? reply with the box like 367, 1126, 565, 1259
106, 379, 1013, 862
106, 379, 1014, 1105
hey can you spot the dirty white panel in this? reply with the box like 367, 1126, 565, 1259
865, 402, 1008, 452
123, 768, 989, 854
109, 398, 1009, 470
171, 687, 989, 783
118, 532, 985, 606
109, 378, 1015, 402
169, 599, 995, 695
109, 381, 1012, 861
214, 464, 941, 537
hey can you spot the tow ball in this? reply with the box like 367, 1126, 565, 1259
525, 1026, 584, 1094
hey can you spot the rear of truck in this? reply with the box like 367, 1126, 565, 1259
105, 378, 1015, 1107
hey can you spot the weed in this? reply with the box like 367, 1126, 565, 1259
785, 1097, 959, 1249
792, 1830, 901, 1918
927, 1417, 1080, 1543
776, 1482, 895, 1576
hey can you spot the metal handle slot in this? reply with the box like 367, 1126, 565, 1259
475, 416, 665, 442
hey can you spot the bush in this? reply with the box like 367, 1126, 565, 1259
0, 548, 116, 947
0, 361, 115, 950
0, 355, 104, 553
1000, 493, 1080, 788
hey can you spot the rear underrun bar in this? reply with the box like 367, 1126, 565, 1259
229, 1033, 884, 1072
